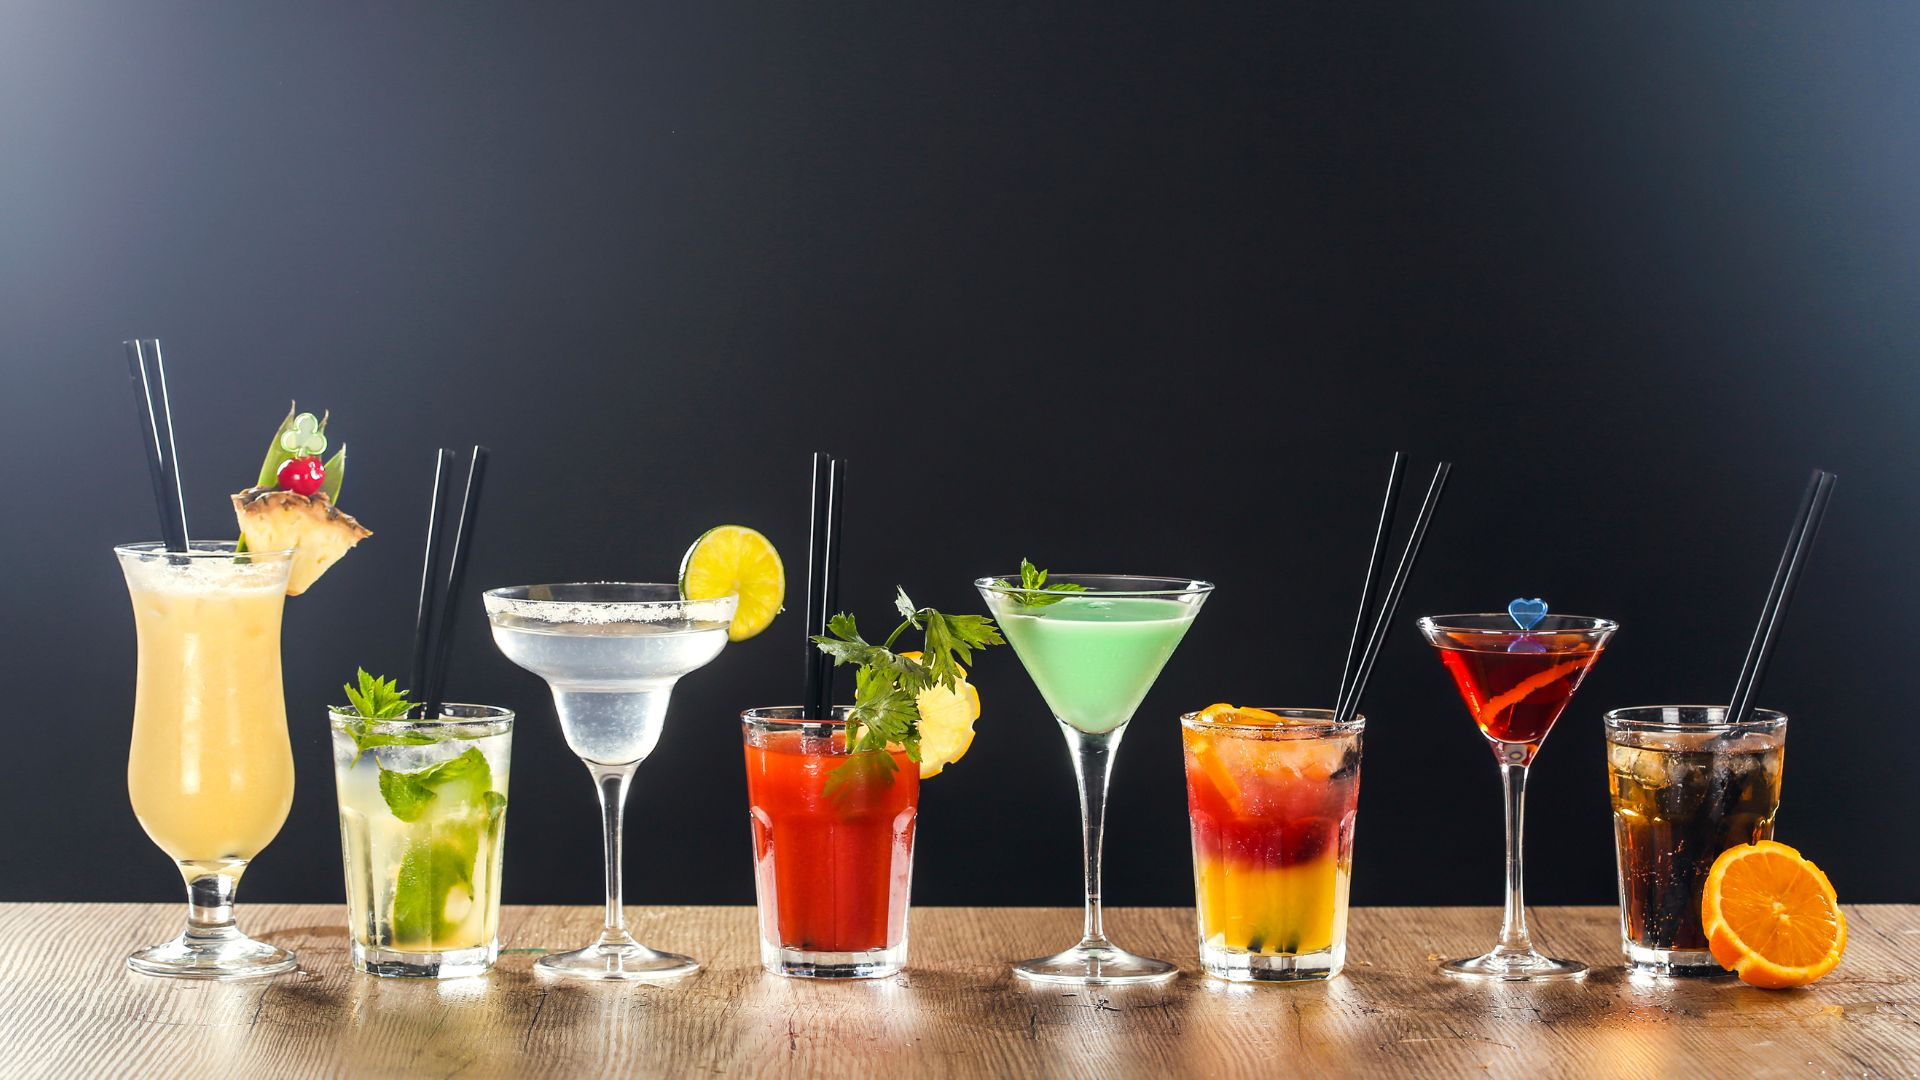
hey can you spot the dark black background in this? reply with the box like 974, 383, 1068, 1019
4, 2, 1916, 911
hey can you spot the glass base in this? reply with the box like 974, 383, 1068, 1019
1623, 941, 1731, 978
1015, 941, 1178, 986
1441, 948, 1587, 982
536, 940, 699, 981
1200, 940, 1344, 984
761, 938, 906, 980
353, 940, 497, 979
127, 933, 296, 980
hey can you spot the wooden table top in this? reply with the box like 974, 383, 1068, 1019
1, 903, 1913, 1078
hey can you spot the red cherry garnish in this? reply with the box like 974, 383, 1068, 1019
277, 455, 326, 496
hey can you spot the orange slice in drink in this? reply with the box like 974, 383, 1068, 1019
899, 652, 980, 779
1700, 840, 1847, 988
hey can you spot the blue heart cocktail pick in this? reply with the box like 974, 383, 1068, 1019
1508, 598, 1548, 631
1507, 598, 1548, 652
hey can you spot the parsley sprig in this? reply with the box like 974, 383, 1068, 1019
991, 558, 1088, 609
811, 588, 1003, 791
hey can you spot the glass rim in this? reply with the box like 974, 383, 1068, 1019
1603, 704, 1787, 734
741, 705, 854, 732
327, 702, 516, 730
115, 540, 295, 560
1178, 706, 1365, 735
1418, 612, 1619, 635
482, 582, 737, 624
974, 573, 1215, 598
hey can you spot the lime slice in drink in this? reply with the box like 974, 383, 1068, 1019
679, 525, 785, 642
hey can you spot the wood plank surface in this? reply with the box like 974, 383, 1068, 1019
0, 904, 1913, 1078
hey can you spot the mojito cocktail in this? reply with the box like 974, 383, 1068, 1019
1182, 706, 1363, 982
743, 707, 919, 978
331, 703, 513, 978
1605, 705, 1785, 976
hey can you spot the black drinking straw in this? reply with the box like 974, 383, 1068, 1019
820, 456, 846, 703
1726, 469, 1836, 726
409, 448, 457, 697
423, 446, 489, 718
1334, 452, 1405, 723
801, 452, 845, 720
1336, 461, 1453, 725
123, 339, 190, 551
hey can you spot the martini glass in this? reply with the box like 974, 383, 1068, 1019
1418, 612, 1617, 981
977, 573, 1213, 984
484, 583, 735, 980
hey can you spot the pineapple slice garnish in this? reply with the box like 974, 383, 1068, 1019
232, 486, 372, 595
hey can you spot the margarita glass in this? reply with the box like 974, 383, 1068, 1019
485, 583, 734, 980
1419, 612, 1616, 981
119, 541, 298, 979
977, 573, 1212, 985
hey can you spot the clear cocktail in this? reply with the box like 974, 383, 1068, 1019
1181, 707, 1363, 982
331, 704, 514, 978
978, 570, 1211, 985
118, 541, 298, 979
485, 583, 734, 980
742, 707, 919, 978
1605, 705, 1786, 976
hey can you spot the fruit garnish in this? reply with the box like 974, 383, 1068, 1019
234, 488, 371, 595
1701, 840, 1848, 988
234, 403, 368, 595
898, 652, 980, 778
679, 525, 785, 642
277, 455, 326, 496
812, 588, 1004, 790
1195, 703, 1290, 726
990, 559, 1087, 609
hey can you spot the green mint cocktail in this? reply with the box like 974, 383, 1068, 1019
990, 596, 1197, 734
977, 564, 1213, 985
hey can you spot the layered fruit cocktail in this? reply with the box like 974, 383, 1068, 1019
742, 707, 919, 978
330, 698, 513, 978
1605, 705, 1786, 976
1180, 705, 1363, 982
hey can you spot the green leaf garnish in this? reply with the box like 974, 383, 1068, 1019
812, 590, 1004, 794
378, 746, 493, 822
319, 444, 347, 504
991, 558, 1088, 609
337, 669, 432, 763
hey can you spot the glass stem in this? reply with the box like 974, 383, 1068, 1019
180, 865, 245, 945
1496, 761, 1535, 953
591, 762, 639, 946
1063, 721, 1121, 946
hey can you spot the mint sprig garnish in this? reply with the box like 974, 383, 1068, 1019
811, 589, 1003, 793
337, 668, 432, 763
991, 558, 1087, 609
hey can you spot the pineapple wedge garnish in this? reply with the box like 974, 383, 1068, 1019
232, 486, 372, 595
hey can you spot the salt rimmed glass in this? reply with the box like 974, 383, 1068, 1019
484, 583, 735, 980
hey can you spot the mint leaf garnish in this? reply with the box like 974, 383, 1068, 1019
378, 747, 493, 822
337, 669, 430, 764
992, 558, 1088, 609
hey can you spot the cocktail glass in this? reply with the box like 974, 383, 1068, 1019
1604, 705, 1785, 977
118, 541, 298, 979
484, 583, 735, 980
741, 706, 919, 979
1418, 613, 1617, 981
330, 704, 515, 978
977, 573, 1212, 985
1180, 707, 1363, 983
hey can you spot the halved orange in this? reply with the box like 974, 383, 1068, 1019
1701, 840, 1847, 988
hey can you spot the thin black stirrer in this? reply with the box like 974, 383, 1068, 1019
801, 452, 833, 719
817, 456, 847, 715
409, 448, 457, 698
123, 339, 190, 551
1337, 461, 1453, 725
1334, 452, 1404, 723
1726, 469, 1836, 726
424, 446, 489, 718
